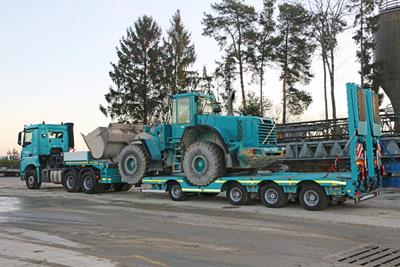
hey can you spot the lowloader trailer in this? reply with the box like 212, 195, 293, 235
141, 83, 383, 210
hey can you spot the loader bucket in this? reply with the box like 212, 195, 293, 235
82, 123, 143, 160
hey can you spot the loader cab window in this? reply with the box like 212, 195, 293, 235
23, 131, 33, 147
197, 97, 213, 114
172, 97, 191, 124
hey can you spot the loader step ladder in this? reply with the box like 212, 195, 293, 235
172, 148, 182, 173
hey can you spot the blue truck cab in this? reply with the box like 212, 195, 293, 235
18, 123, 130, 193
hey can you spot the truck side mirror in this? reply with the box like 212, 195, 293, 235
17, 132, 22, 146
213, 103, 222, 114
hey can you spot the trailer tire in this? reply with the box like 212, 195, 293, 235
168, 182, 186, 201
63, 170, 80, 193
226, 183, 249, 205
183, 141, 225, 186
260, 183, 288, 208
80, 172, 99, 194
299, 183, 329, 211
25, 170, 41, 190
118, 144, 148, 185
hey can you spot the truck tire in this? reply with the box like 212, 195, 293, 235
226, 183, 249, 205
118, 144, 148, 185
62, 170, 81, 193
299, 183, 329, 211
168, 182, 186, 201
80, 172, 99, 194
183, 142, 225, 186
259, 183, 288, 208
25, 170, 41, 189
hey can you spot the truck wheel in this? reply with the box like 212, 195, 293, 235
25, 170, 41, 190
80, 172, 99, 194
63, 170, 81, 193
259, 183, 288, 208
114, 183, 133, 192
299, 183, 329, 211
168, 182, 186, 201
118, 144, 148, 185
226, 183, 249, 205
183, 142, 225, 186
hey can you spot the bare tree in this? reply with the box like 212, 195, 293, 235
305, 0, 348, 120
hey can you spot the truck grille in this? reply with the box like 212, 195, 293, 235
258, 119, 276, 145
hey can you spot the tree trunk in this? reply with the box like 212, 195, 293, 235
330, 48, 336, 121
238, 55, 246, 108
282, 68, 287, 124
143, 51, 148, 125
322, 53, 328, 120
260, 66, 264, 117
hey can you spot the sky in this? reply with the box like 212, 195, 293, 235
0, 0, 390, 156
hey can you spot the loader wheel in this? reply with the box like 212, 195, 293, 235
62, 170, 81, 193
260, 183, 288, 208
299, 183, 329, 211
25, 170, 41, 190
80, 172, 99, 194
183, 142, 225, 186
226, 183, 249, 205
118, 144, 148, 185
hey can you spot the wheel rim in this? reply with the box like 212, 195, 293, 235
66, 176, 74, 189
171, 185, 181, 198
191, 155, 208, 174
125, 156, 138, 174
83, 176, 93, 191
303, 190, 319, 207
230, 187, 242, 202
28, 175, 35, 185
264, 188, 278, 204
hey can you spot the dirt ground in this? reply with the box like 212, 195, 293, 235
0, 177, 399, 267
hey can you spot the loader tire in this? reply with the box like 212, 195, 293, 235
118, 144, 148, 185
183, 141, 225, 186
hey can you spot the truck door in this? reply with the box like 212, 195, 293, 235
21, 129, 37, 159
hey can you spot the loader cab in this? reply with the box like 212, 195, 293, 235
170, 93, 221, 140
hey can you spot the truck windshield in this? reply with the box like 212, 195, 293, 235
197, 97, 213, 114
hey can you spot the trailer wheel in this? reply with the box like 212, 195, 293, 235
260, 183, 288, 208
168, 182, 186, 201
25, 170, 41, 190
299, 183, 329, 211
63, 170, 80, 193
226, 183, 249, 205
183, 141, 225, 186
118, 144, 148, 185
80, 172, 99, 194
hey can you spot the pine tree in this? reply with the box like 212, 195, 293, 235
348, 0, 382, 92
100, 15, 166, 124
163, 10, 196, 94
202, 0, 258, 108
249, 0, 277, 116
275, 3, 315, 123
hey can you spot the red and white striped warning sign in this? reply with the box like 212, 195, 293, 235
376, 143, 382, 159
356, 143, 363, 159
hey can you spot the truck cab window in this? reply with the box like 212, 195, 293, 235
23, 131, 33, 146
48, 131, 63, 139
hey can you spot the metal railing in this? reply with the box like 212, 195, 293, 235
380, 0, 400, 13
277, 113, 400, 143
